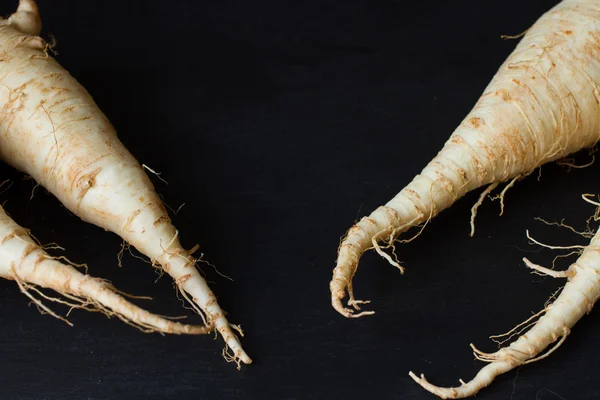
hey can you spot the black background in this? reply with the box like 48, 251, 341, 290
0, 0, 597, 399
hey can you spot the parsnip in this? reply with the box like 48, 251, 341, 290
330, 0, 600, 396
0, 203, 211, 335
0, 0, 250, 364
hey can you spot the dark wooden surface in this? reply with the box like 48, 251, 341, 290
1, 1, 595, 399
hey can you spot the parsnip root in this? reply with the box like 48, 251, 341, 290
0, 205, 212, 335
331, 0, 600, 319
330, 0, 600, 397
0, 1, 250, 364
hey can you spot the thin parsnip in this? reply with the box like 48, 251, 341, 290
0, 0, 250, 364
0, 203, 211, 334
330, 0, 600, 397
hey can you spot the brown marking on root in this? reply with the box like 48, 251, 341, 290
364, 218, 377, 226
0, 228, 28, 245
456, 167, 468, 182
481, 144, 497, 165
468, 117, 484, 128
22, 243, 39, 259
61, 105, 77, 114
450, 135, 465, 146
30, 253, 46, 275
13, 78, 35, 94
0, 50, 12, 63
47, 88, 71, 104
404, 189, 421, 201
494, 89, 511, 101
45, 97, 73, 111
347, 225, 363, 239
153, 215, 170, 227
123, 210, 141, 233
176, 274, 192, 285
584, 31, 600, 60
471, 156, 486, 182
75, 168, 101, 200
434, 170, 456, 199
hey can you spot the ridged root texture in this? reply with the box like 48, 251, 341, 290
0, 205, 212, 335
0, 1, 250, 365
11, 259, 215, 335
330, 0, 600, 317
409, 225, 600, 398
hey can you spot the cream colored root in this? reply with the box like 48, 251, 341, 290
11, 258, 214, 335
0, 205, 212, 335
8, 0, 41, 35
372, 233, 404, 273
332, 0, 600, 318
410, 231, 600, 399
11, 257, 215, 334
410, 192, 600, 397
12, 267, 73, 326
500, 29, 529, 40
157, 243, 251, 366
489, 308, 546, 345
142, 164, 168, 185
0, 1, 250, 363
582, 194, 600, 208
470, 182, 499, 237
523, 257, 572, 278
492, 176, 519, 217
534, 217, 595, 238
346, 281, 374, 316
556, 154, 595, 170
526, 230, 586, 250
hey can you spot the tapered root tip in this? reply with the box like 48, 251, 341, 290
87, 283, 216, 336
223, 343, 252, 368
332, 295, 375, 318
217, 322, 252, 367
409, 372, 460, 399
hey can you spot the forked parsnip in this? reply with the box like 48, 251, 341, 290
0, 204, 211, 335
0, 1, 250, 365
410, 207, 600, 397
330, 0, 600, 397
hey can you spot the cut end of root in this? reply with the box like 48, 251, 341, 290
9, 0, 42, 35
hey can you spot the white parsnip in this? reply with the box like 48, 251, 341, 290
330, 0, 600, 397
0, 1, 250, 364
0, 204, 211, 335
410, 218, 600, 398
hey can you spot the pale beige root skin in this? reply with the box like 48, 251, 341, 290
6, 0, 41, 36
331, 0, 600, 318
0, 205, 212, 334
0, 1, 250, 364
408, 227, 600, 399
